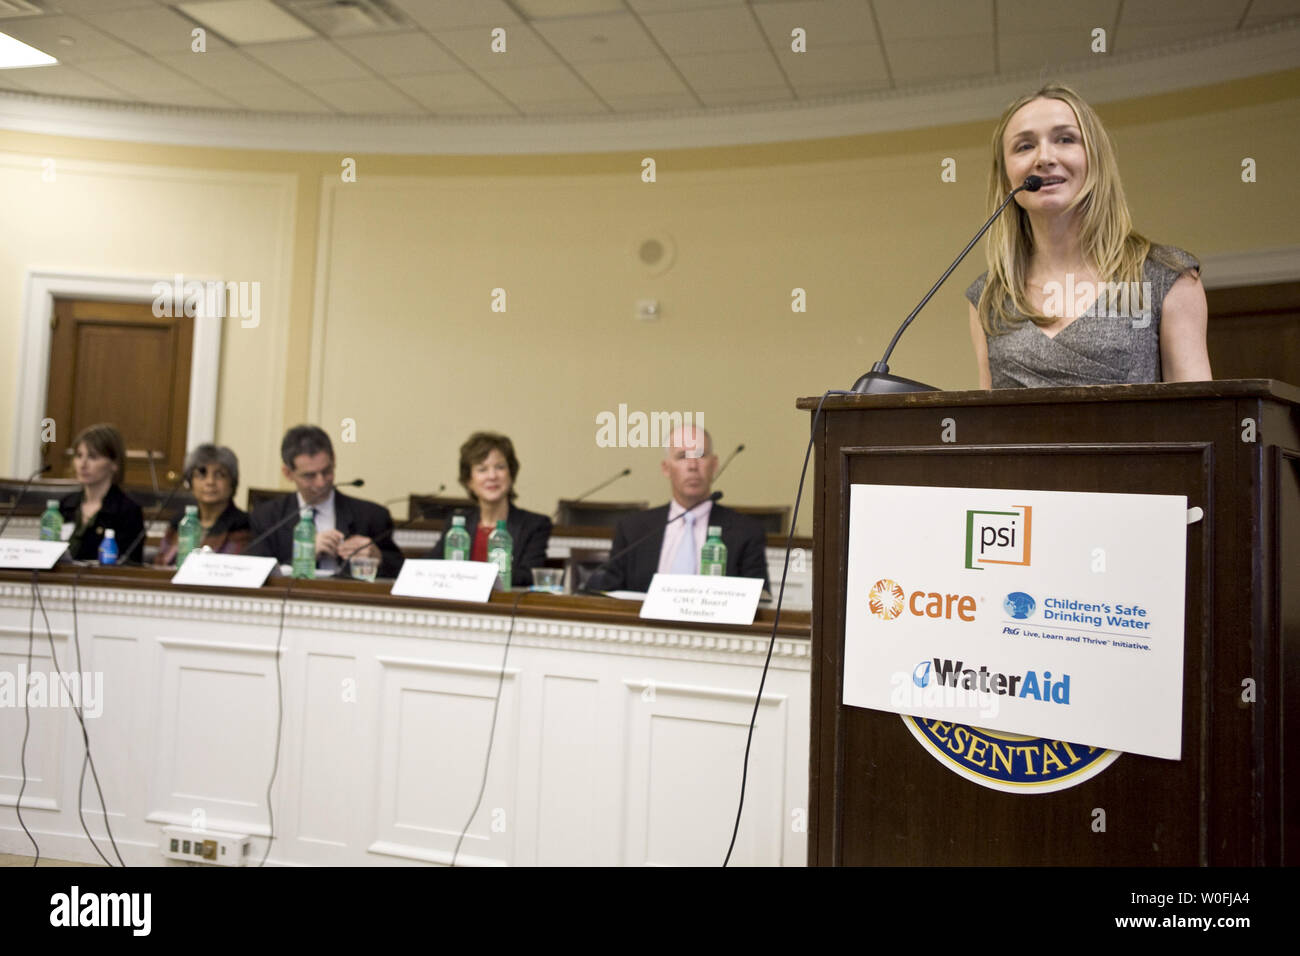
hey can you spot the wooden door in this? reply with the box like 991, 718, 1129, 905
44, 298, 194, 488
1206, 281, 1300, 385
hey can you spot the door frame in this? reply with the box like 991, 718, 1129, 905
12, 270, 222, 477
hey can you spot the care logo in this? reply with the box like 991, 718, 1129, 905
965, 504, 1032, 570
901, 718, 1120, 793
868, 579, 978, 622
868, 579, 905, 620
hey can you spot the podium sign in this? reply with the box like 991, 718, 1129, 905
843, 484, 1188, 758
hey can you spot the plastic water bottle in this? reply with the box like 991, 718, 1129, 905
98, 528, 118, 566
292, 508, 316, 579
39, 500, 62, 541
177, 505, 202, 566
699, 525, 727, 576
487, 519, 512, 591
444, 515, 470, 561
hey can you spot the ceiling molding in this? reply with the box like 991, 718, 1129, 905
0, 20, 1297, 155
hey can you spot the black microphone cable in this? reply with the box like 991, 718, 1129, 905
723, 389, 853, 866
17, 576, 40, 865
34, 569, 124, 866
257, 574, 295, 867
0, 463, 52, 538
450, 587, 527, 868
69, 567, 117, 866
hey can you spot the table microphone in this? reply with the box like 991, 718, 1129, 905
850, 174, 1044, 394
555, 468, 631, 521
334, 489, 443, 578
713, 444, 745, 480
116, 474, 188, 565
579, 490, 723, 595
0, 463, 52, 538
244, 503, 314, 556
245, 478, 364, 555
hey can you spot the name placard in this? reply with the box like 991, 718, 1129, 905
171, 552, 278, 589
390, 559, 498, 603
0, 540, 68, 569
639, 574, 763, 626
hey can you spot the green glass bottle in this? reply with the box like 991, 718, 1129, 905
699, 525, 727, 576
292, 507, 316, 579
443, 515, 470, 561
39, 499, 62, 541
177, 504, 202, 566
487, 519, 512, 591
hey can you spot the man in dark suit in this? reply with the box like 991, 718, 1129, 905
247, 425, 403, 578
596, 425, 769, 593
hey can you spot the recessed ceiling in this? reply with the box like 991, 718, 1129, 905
0, 0, 1295, 118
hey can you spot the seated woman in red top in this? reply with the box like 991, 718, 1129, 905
429, 432, 552, 587
154, 444, 251, 566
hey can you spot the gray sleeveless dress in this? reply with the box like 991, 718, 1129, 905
964, 246, 1198, 388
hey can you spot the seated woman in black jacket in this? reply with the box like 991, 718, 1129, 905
59, 423, 145, 564
430, 431, 552, 587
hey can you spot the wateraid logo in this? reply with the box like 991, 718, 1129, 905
868, 578, 977, 622
914, 657, 1071, 704
912, 660, 931, 688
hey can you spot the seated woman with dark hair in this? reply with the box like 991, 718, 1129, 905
59, 423, 145, 564
154, 444, 251, 566
428, 432, 552, 587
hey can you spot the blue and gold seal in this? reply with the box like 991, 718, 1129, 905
902, 717, 1120, 793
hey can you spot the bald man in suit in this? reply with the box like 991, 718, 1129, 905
596, 425, 769, 593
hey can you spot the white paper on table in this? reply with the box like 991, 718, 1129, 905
171, 552, 277, 588
639, 573, 763, 626
0, 540, 68, 569
390, 559, 498, 603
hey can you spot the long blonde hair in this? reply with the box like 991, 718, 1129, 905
976, 84, 1175, 335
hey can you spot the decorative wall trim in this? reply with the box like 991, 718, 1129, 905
0, 581, 811, 666
0, 22, 1296, 155
155, 636, 282, 657
367, 839, 502, 867
623, 678, 788, 705
375, 654, 521, 678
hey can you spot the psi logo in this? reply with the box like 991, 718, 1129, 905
965, 505, 1032, 570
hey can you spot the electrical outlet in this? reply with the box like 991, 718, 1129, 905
161, 825, 251, 867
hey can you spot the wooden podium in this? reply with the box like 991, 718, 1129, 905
798, 380, 1299, 866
